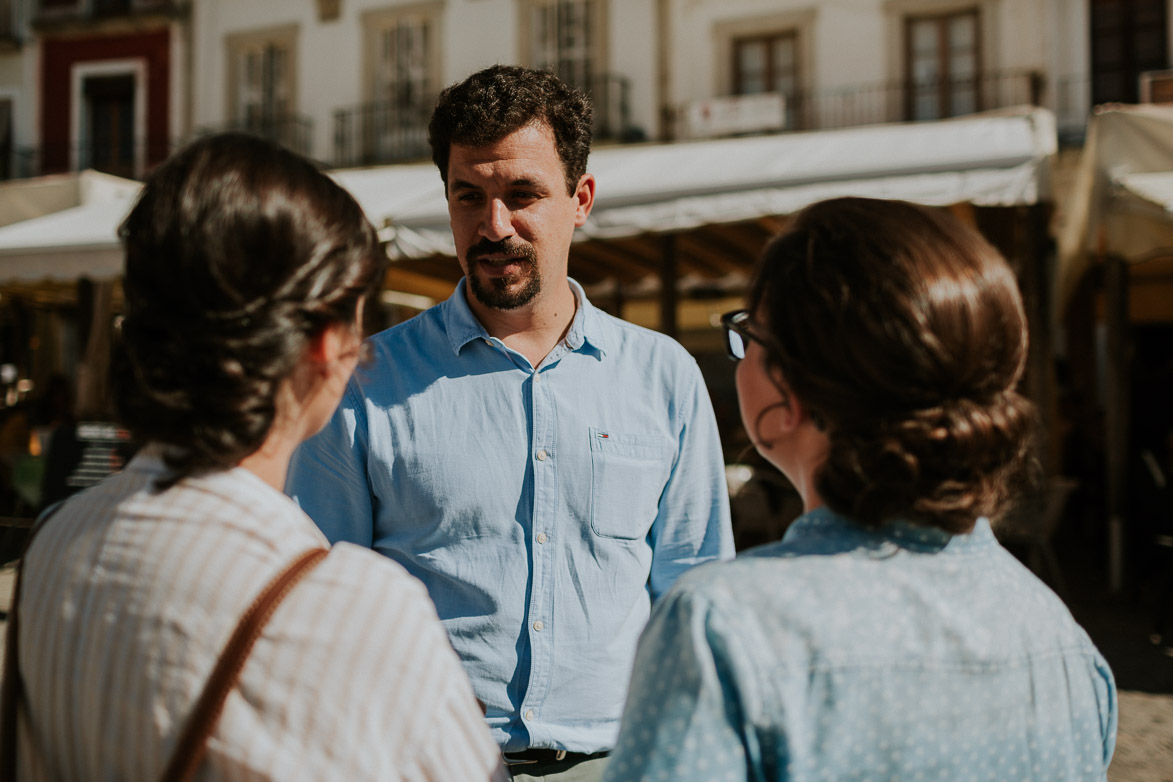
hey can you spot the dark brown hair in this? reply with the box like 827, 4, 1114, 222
427, 64, 593, 195
746, 197, 1036, 533
113, 133, 386, 484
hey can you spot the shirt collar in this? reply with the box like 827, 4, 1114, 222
781, 505, 998, 556
441, 276, 609, 358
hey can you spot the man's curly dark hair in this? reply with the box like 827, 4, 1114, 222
428, 64, 593, 195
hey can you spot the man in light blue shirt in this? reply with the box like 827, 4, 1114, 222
287, 65, 734, 780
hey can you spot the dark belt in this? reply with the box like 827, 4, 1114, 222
503, 749, 608, 766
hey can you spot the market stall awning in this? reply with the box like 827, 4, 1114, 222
332, 104, 1056, 265
1053, 103, 1173, 595
1056, 103, 1173, 316
0, 106, 1056, 290
0, 170, 140, 284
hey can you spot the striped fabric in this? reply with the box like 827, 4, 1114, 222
16, 448, 506, 782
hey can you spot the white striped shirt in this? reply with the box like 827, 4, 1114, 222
16, 448, 506, 781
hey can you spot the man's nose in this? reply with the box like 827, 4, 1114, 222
481, 198, 515, 241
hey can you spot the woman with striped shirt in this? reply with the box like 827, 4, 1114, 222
7, 133, 505, 781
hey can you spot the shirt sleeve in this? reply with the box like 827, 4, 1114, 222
285, 382, 375, 547
1092, 649, 1118, 771
647, 360, 735, 602
602, 585, 756, 782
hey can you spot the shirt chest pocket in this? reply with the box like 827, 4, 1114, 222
589, 427, 674, 540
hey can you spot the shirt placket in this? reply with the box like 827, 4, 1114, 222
520, 363, 558, 742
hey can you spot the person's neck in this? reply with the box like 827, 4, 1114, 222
238, 426, 299, 491
469, 282, 578, 367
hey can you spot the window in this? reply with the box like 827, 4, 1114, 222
526, 0, 602, 91
733, 31, 799, 129
521, 0, 627, 137
1091, 0, 1168, 104
905, 10, 979, 120
238, 43, 290, 133
226, 27, 304, 154
339, 4, 441, 165
366, 10, 434, 161
375, 16, 430, 114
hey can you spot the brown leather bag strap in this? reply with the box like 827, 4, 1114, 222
159, 546, 328, 782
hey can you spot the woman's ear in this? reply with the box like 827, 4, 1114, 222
305, 324, 346, 370
773, 378, 823, 433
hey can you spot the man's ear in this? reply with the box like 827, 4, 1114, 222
573, 173, 596, 226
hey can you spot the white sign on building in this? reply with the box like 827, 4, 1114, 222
682, 93, 786, 139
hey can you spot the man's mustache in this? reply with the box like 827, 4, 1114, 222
467, 238, 537, 263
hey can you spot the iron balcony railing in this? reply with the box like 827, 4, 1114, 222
4, 137, 177, 180
572, 71, 635, 142
202, 114, 314, 160
1, 117, 312, 182
33, 0, 183, 25
333, 98, 434, 169
781, 68, 1044, 133
333, 72, 635, 169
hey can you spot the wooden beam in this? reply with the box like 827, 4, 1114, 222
569, 240, 653, 284
385, 266, 459, 301
677, 230, 759, 276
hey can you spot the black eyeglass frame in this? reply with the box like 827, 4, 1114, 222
720, 309, 763, 362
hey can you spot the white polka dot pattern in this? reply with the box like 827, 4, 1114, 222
602, 508, 1117, 782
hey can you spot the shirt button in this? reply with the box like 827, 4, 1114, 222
524, 709, 535, 720
536, 532, 548, 544
533, 620, 544, 632
536, 449, 548, 461
534, 373, 542, 384
483, 339, 491, 346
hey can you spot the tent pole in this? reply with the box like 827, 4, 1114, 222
1104, 255, 1129, 594
660, 234, 678, 338
1021, 204, 1056, 476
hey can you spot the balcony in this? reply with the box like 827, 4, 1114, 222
200, 114, 314, 161
804, 68, 1043, 130
332, 72, 636, 170
33, 0, 184, 26
4, 137, 177, 180
333, 99, 434, 169
575, 72, 635, 142
722, 68, 1044, 136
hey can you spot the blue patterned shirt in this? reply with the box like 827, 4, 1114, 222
287, 278, 734, 753
604, 507, 1117, 782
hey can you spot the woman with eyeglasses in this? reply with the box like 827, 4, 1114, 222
602, 197, 1117, 782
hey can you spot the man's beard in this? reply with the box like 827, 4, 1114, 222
466, 238, 542, 311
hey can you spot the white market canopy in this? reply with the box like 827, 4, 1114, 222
1052, 103, 1173, 594
1056, 102, 1173, 316
0, 105, 1057, 287
0, 170, 141, 284
338, 104, 1057, 261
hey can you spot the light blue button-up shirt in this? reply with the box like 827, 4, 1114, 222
287, 279, 734, 753
604, 508, 1117, 782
